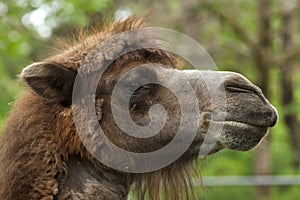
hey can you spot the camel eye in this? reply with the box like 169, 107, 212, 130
130, 84, 155, 98
129, 83, 156, 108
132, 84, 151, 95
116, 67, 157, 108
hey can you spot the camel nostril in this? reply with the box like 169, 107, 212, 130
226, 85, 258, 94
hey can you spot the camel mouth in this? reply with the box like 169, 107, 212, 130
207, 120, 269, 151
219, 120, 270, 129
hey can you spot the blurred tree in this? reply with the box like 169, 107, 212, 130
279, 0, 300, 169
254, 1, 272, 199
179, 0, 200, 40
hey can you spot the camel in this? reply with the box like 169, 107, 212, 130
0, 16, 277, 200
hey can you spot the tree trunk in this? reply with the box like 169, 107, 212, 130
253, 0, 272, 200
179, 0, 200, 40
280, 0, 300, 169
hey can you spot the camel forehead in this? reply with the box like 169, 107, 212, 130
177, 70, 248, 79
179, 70, 255, 86
150, 68, 251, 84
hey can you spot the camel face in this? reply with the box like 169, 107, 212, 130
97, 65, 278, 158
185, 70, 277, 153
202, 71, 277, 152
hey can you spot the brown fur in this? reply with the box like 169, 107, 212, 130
0, 16, 277, 200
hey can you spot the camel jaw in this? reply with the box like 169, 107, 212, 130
205, 120, 269, 152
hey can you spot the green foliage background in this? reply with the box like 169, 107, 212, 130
0, 0, 299, 199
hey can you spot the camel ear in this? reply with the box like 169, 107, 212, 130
20, 62, 77, 106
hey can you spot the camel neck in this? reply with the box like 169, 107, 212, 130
59, 156, 131, 199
